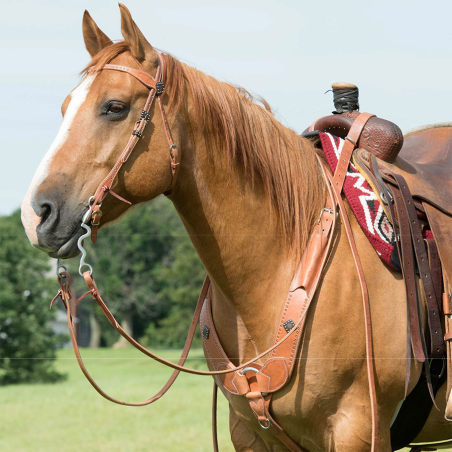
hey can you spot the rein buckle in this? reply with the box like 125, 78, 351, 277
91, 209, 102, 226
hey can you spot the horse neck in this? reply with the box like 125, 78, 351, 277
170, 111, 318, 351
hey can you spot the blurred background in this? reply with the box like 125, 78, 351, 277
1, 0, 452, 450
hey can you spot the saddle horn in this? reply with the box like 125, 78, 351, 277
306, 82, 403, 163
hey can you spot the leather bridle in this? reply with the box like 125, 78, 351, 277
81, 54, 180, 245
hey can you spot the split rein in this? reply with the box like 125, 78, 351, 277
50, 54, 311, 405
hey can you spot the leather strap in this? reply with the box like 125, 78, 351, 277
444, 278, 452, 409
200, 164, 337, 396
331, 112, 375, 196
390, 173, 444, 358
54, 222, 331, 450
392, 183, 433, 405
324, 168, 378, 452
329, 114, 378, 450
444, 293, 452, 317
391, 185, 427, 362
425, 236, 442, 311
104, 64, 162, 90
59, 273, 211, 406
368, 155, 423, 395
212, 383, 219, 452
53, 160, 338, 450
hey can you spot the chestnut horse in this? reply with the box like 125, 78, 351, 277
21, 5, 452, 451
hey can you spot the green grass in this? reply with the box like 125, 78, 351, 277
0, 348, 448, 452
0, 348, 234, 452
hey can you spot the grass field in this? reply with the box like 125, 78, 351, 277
0, 348, 234, 452
0, 348, 448, 452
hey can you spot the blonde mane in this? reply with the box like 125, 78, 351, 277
85, 42, 326, 252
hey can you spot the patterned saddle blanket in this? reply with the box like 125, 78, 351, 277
319, 132, 400, 270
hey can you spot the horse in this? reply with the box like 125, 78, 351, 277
21, 4, 452, 451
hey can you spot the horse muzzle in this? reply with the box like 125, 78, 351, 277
21, 190, 85, 259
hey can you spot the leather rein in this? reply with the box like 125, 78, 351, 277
52, 54, 379, 452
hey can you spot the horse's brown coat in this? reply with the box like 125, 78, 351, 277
21, 5, 452, 451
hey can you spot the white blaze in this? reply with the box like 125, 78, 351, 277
21, 74, 96, 244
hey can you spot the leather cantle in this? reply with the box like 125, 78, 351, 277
306, 111, 403, 163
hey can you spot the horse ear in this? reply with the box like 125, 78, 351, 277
119, 3, 158, 65
82, 10, 113, 57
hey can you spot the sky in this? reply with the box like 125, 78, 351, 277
1, 0, 452, 215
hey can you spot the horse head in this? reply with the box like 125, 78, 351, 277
21, 4, 179, 258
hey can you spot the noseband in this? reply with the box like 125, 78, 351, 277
81, 53, 180, 245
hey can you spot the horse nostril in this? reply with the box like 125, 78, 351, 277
37, 200, 58, 231
40, 203, 52, 225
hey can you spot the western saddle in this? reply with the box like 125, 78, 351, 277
306, 82, 452, 450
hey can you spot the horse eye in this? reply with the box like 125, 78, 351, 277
107, 103, 125, 114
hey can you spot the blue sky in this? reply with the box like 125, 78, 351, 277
1, 0, 452, 215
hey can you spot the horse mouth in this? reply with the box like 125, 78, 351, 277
48, 226, 84, 259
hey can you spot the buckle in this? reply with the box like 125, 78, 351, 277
133, 130, 143, 138
380, 190, 394, 206
91, 209, 102, 226
317, 207, 333, 224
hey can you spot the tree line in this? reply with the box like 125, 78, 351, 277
0, 197, 205, 384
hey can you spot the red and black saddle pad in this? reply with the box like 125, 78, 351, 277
319, 132, 399, 270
